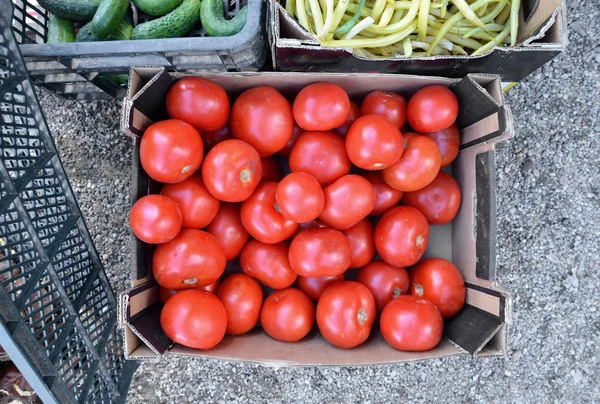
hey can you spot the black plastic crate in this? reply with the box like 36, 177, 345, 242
0, 5, 137, 403
9, 0, 267, 100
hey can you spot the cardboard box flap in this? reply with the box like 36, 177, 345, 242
519, 0, 565, 44
451, 75, 501, 131
444, 302, 503, 355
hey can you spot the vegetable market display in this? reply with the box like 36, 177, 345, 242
130, 76, 468, 352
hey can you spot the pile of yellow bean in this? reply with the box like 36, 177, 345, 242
285, 0, 520, 57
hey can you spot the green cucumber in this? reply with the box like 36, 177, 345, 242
132, 0, 183, 17
90, 0, 130, 39
47, 14, 76, 43
37, 0, 102, 22
76, 19, 133, 41
132, 0, 200, 40
200, 0, 247, 37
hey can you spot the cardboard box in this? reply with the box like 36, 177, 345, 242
268, 0, 567, 83
119, 67, 513, 365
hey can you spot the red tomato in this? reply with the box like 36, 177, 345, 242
407, 85, 459, 133
218, 273, 263, 335
140, 119, 204, 184
293, 82, 351, 131
158, 280, 221, 304
319, 175, 375, 230
425, 124, 460, 167
381, 135, 441, 192
160, 173, 220, 229
202, 123, 233, 152
289, 131, 351, 186
380, 295, 443, 351
205, 203, 249, 260
160, 289, 227, 349
343, 219, 375, 268
334, 101, 361, 137
297, 274, 344, 301
356, 261, 409, 313
288, 228, 352, 277
241, 182, 299, 244
202, 139, 262, 202
260, 157, 282, 182
402, 171, 462, 225
166, 77, 229, 133
361, 91, 407, 128
231, 86, 294, 157
153, 229, 226, 289
410, 258, 465, 319
316, 281, 376, 348
363, 172, 403, 216
276, 172, 325, 223
240, 240, 297, 289
346, 114, 403, 170
130, 195, 182, 244
261, 288, 315, 342
374, 206, 429, 267
277, 124, 303, 157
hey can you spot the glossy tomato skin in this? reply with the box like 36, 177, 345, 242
402, 171, 462, 225
240, 240, 297, 289
289, 228, 352, 277
346, 115, 403, 170
160, 173, 220, 229
380, 295, 443, 351
410, 258, 465, 319
205, 203, 249, 260
218, 273, 263, 335
319, 175, 375, 230
374, 206, 429, 267
140, 119, 204, 184
407, 85, 459, 133
231, 86, 294, 157
160, 289, 227, 349
202, 123, 233, 152
361, 91, 408, 128
334, 101, 361, 137
130, 195, 182, 244
241, 182, 299, 244
166, 77, 229, 133
153, 229, 226, 289
316, 281, 376, 349
276, 172, 325, 223
202, 139, 262, 202
260, 157, 282, 182
343, 219, 375, 268
356, 261, 409, 313
293, 82, 351, 131
277, 124, 303, 157
297, 274, 344, 301
158, 280, 221, 304
382, 135, 441, 192
261, 288, 315, 342
289, 131, 351, 186
425, 124, 460, 167
363, 172, 403, 216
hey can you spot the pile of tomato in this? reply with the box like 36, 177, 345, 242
130, 77, 467, 352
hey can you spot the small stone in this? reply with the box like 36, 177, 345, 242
572, 369, 584, 384
559, 176, 568, 186
511, 349, 523, 361
570, 21, 586, 37
523, 160, 534, 172
504, 370, 512, 377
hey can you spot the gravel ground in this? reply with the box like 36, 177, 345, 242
36, 0, 600, 400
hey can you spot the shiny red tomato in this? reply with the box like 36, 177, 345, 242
410, 258, 465, 319
288, 228, 352, 277
202, 139, 262, 202
356, 261, 409, 313
140, 119, 204, 184
130, 195, 182, 244
277, 124, 303, 157
153, 229, 226, 289
425, 124, 460, 167
407, 85, 459, 133
261, 288, 315, 342
293, 82, 351, 131
343, 219, 375, 268
297, 274, 344, 301
380, 295, 443, 351
241, 182, 299, 244
382, 134, 441, 192
260, 157, 282, 182
160, 289, 227, 349
362, 172, 403, 216
218, 273, 263, 335
316, 281, 376, 349
202, 123, 233, 152
374, 206, 429, 267
346, 114, 403, 170
276, 172, 325, 223
334, 101, 361, 137
158, 280, 221, 304
319, 175, 375, 230
231, 86, 294, 157
240, 240, 297, 289
402, 171, 462, 225
289, 131, 351, 186
166, 77, 229, 133
361, 91, 407, 128
205, 203, 249, 260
